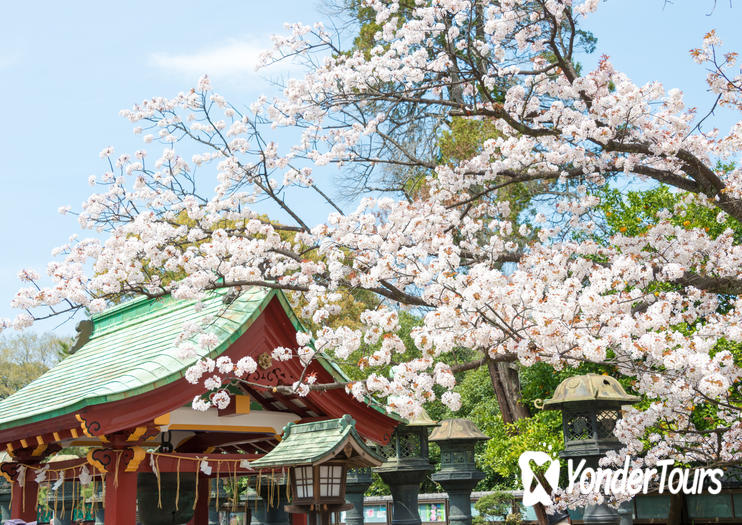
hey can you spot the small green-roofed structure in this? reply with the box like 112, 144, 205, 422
250, 415, 383, 469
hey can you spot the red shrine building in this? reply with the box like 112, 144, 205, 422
0, 288, 399, 524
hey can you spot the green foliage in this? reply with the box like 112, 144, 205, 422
346, 0, 417, 57
0, 332, 67, 398
438, 117, 501, 167
339, 310, 423, 382
598, 184, 742, 241
575, 29, 598, 55
504, 514, 523, 525
481, 411, 562, 488
473, 491, 518, 524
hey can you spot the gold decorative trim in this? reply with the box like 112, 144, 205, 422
76, 414, 94, 437
87, 449, 108, 473
125, 447, 146, 473
127, 426, 148, 442
154, 413, 171, 426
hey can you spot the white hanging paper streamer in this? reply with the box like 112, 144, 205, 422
79, 465, 92, 486
52, 471, 65, 491
200, 459, 212, 475
17, 465, 26, 488
149, 453, 159, 477
35, 465, 49, 484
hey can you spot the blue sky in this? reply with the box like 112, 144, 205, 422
0, 0, 739, 336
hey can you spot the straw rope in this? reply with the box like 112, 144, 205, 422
70, 471, 76, 519
175, 458, 181, 511
232, 461, 238, 512
156, 454, 163, 509
192, 464, 200, 511
113, 451, 121, 488
3, 447, 267, 520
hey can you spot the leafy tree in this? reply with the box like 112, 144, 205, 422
473, 491, 521, 525
0, 333, 67, 398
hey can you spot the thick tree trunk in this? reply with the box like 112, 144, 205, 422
486, 358, 531, 422
485, 357, 550, 525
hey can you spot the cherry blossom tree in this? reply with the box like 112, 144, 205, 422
6, 0, 742, 511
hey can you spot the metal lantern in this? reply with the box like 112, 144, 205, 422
430, 419, 489, 525
344, 468, 373, 525
374, 410, 438, 525
376, 409, 437, 472
543, 374, 639, 457
543, 374, 639, 525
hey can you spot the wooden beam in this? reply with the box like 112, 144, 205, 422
176, 431, 275, 453
217, 394, 252, 417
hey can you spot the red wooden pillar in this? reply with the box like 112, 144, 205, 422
292, 511, 308, 525
104, 457, 138, 525
10, 478, 38, 522
191, 474, 211, 525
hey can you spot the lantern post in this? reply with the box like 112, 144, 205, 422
373, 410, 437, 525
429, 419, 489, 525
344, 468, 373, 525
542, 374, 639, 525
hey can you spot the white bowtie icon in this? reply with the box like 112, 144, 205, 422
520, 451, 560, 507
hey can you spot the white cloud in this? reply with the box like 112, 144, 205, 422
149, 39, 268, 77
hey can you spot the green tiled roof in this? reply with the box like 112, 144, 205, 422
249, 415, 383, 468
0, 287, 295, 431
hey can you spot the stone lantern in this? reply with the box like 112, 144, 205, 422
429, 419, 489, 525
543, 374, 639, 525
374, 409, 438, 525
344, 468, 373, 525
